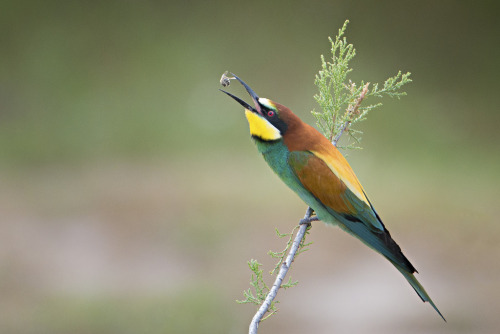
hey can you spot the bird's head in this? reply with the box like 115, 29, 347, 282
220, 74, 290, 141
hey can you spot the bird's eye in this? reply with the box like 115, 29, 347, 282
267, 110, 275, 117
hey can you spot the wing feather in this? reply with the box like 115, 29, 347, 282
288, 150, 416, 273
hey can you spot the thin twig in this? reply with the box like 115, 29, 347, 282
249, 118, 350, 333
332, 120, 351, 146
249, 208, 314, 334
332, 82, 370, 146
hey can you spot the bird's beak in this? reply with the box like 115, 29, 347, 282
220, 74, 263, 115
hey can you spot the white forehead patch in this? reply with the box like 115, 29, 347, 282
258, 98, 276, 110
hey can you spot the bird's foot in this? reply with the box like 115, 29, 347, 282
299, 216, 319, 226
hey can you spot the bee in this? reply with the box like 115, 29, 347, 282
220, 71, 234, 87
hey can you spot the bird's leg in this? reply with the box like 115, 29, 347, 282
299, 207, 319, 226
299, 216, 319, 226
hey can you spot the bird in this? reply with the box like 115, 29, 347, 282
220, 74, 445, 321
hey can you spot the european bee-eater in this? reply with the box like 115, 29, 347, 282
220, 74, 445, 321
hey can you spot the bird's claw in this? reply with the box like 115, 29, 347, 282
299, 216, 319, 226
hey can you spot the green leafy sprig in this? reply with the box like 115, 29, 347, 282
237, 226, 311, 320
311, 20, 412, 148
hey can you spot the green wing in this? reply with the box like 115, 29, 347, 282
288, 150, 415, 272
288, 150, 445, 320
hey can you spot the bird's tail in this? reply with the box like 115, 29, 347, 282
391, 261, 446, 322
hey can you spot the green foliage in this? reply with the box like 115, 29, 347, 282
237, 259, 278, 320
237, 226, 311, 320
311, 20, 412, 147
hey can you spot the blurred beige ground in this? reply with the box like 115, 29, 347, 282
1, 1, 499, 333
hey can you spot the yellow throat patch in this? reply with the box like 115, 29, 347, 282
244, 109, 281, 141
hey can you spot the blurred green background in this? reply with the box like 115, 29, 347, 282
1, 1, 499, 333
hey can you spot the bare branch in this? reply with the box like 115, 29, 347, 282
332, 120, 350, 146
249, 208, 314, 334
